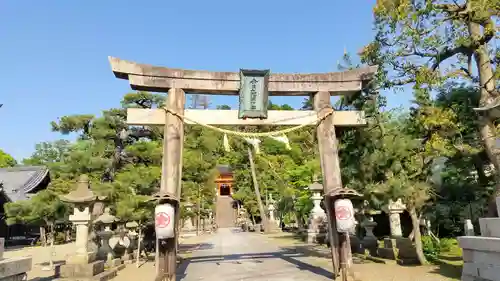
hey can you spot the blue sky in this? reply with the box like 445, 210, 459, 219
0, 0, 412, 161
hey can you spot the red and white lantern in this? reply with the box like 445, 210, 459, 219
155, 204, 175, 239
334, 199, 355, 233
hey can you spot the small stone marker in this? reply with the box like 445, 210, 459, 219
464, 219, 475, 236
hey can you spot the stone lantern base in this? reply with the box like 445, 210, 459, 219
0, 238, 32, 281
56, 251, 125, 280
56, 252, 104, 280
264, 217, 281, 234
56, 252, 124, 281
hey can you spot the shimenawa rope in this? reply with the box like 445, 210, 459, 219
161, 107, 333, 138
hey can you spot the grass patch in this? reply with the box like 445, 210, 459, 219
433, 240, 463, 280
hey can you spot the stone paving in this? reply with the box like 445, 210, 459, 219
118, 228, 461, 281
118, 228, 334, 280
4, 229, 461, 280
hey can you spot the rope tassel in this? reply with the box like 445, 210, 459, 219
244, 137, 261, 154
269, 134, 291, 150
223, 134, 231, 152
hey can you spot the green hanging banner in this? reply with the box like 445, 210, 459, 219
238, 69, 270, 119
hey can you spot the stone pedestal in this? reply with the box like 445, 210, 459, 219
349, 235, 364, 254
378, 238, 398, 260
0, 238, 32, 281
459, 198, 500, 281
395, 237, 419, 264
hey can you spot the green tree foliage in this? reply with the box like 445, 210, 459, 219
0, 149, 16, 168
16, 92, 227, 230
4, 190, 67, 226
362, 0, 500, 214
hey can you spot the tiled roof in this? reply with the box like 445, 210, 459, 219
0, 166, 50, 202
216, 165, 232, 175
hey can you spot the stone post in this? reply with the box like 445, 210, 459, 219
387, 198, 406, 237
73, 216, 91, 257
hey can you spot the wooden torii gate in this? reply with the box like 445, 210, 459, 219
108, 56, 377, 281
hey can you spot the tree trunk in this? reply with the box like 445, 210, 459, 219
468, 21, 500, 217
92, 201, 105, 218
136, 223, 142, 268
64, 228, 70, 243
480, 119, 500, 217
409, 207, 427, 265
472, 154, 489, 185
49, 224, 55, 269
40, 226, 46, 247
247, 147, 269, 233
408, 229, 415, 241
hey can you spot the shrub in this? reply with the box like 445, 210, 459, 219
421, 235, 440, 261
439, 238, 457, 252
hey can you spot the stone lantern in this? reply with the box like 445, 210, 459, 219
360, 201, 381, 257
115, 218, 128, 237
125, 221, 139, 255
94, 207, 117, 263
267, 194, 276, 222
360, 214, 378, 256
267, 194, 280, 233
89, 195, 108, 253
306, 178, 327, 244
112, 218, 132, 261
387, 198, 406, 237
56, 175, 113, 280
60, 174, 97, 264
182, 202, 195, 233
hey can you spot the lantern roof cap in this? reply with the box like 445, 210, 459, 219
94, 207, 116, 224
60, 175, 96, 204
126, 221, 139, 228
308, 176, 323, 191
